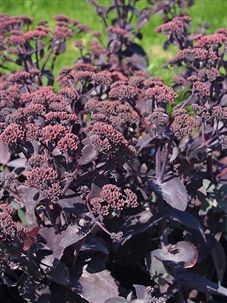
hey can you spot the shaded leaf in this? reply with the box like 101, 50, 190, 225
47, 260, 70, 286
105, 298, 128, 303
211, 240, 226, 283
153, 241, 198, 268
121, 210, 162, 244
145, 251, 167, 278
176, 270, 227, 297
39, 222, 92, 263
216, 184, 227, 213
165, 208, 206, 240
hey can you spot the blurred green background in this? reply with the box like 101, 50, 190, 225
1, 0, 227, 82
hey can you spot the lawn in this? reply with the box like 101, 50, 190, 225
1, 0, 227, 83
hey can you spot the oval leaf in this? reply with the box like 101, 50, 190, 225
153, 241, 198, 268
79, 269, 119, 303
151, 177, 189, 211
0, 142, 10, 165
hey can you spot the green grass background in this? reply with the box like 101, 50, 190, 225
1, 0, 227, 82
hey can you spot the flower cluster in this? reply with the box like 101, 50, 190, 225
109, 85, 139, 102
0, 123, 24, 144
26, 167, 61, 202
88, 122, 136, 159
90, 184, 138, 216
145, 84, 177, 104
0, 203, 24, 243
1, 2, 227, 303
171, 109, 199, 139
85, 99, 139, 130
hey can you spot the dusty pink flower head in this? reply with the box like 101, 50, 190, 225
8, 30, 26, 45
171, 109, 198, 139
54, 15, 70, 24
42, 124, 67, 141
143, 77, 164, 88
25, 123, 41, 141
27, 154, 49, 168
108, 26, 128, 37
55, 26, 73, 39
27, 167, 58, 188
88, 122, 136, 158
0, 123, 24, 144
86, 99, 139, 130
195, 33, 227, 47
90, 184, 138, 217
145, 85, 177, 104
72, 71, 94, 83
192, 81, 210, 98
24, 29, 48, 40
92, 71, 113, 87
57, 133, 79, 152
59, 87, 79, 101
0, 203, 24, 242
26, 167, 61, 202
109, 85, 139, 101
75, 40, 84, 51
42, 182, 61, 202
44, 111, 78, 123
156, 16, 191, 35
175, 47, 217, 62
90, 39, 105, 56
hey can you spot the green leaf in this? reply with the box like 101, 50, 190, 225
18, 208, 28, 225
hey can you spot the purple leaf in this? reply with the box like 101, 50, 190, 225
166, 208, 206, 240
39, 222, 92, 263
7, 157, 26, 168
151, 177, 189, 211
133, 284, 147, 299
105, 298, 128, 303
176, 271, 227, 297
0, 142, 10, 165
211, 240, 226, 283
78, 143, 98, 165
153, 241, 198, 268
78, 268, 119, 303
47, 260, 70, 286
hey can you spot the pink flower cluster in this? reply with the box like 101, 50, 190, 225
88, 122, 136, 158
0, 123, 24, 144
90, 184, 138, 216
26, 167, 61, 202
145, 84, 177, 104
156, 16, 191, 35
195, 33, 227, 48
108, 26, 128, 37
86, 99, 139, 130
171, 109, 199, 139
44, 111, 78, 123
0, 203, 24, 243
109, 85, 139, 101
175, 47, 217, 62
42, 124, 67, 141
57, 133, 78, 152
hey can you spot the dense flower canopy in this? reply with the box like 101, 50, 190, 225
0, 1, 227, 302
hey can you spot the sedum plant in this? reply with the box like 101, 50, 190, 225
0, 1, 227, 302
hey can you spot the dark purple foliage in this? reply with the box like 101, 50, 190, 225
0, 0, 227, 303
